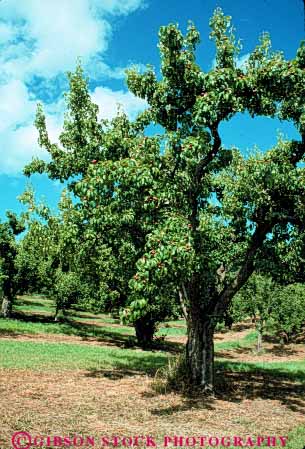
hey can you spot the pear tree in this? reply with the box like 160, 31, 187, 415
82, 9, 305, 390
26, 9, 305, 390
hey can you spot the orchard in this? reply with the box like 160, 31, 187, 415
1, 8, 305, 394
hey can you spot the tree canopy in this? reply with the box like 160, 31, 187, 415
23, 8, 305, 392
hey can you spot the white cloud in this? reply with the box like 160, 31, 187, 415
0, 22, 14, 41
0, 0, 147, 79
0, 0, 109, 79
91, 0, 146, 15
0, 124, 40, 175
0, 81, 36, 133
0, 80, 52, 174
0, 0, 147, 175
236, 53, 250, 70
92, 86, 147, 120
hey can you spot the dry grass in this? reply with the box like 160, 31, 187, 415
0, 366, 304, 449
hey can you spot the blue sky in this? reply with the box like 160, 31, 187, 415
0, 0, 304, 220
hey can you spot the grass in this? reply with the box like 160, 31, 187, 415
215, 330, 258, 350
2, 295, 304, 383
1, 295, 294, 355
216, 358, 305, 383
285, 426, 305, 449
0, 339, 168, 372
1, 295, 304, 449
14, 300, 55, 315
0, 314, 263, 348
1, 336, 304, 384
10, 296, 187, 339
157, 325, 187, 336
0, 317, 137, 342
68, 313, 119, 324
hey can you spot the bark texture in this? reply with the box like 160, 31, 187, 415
1, 296, 13, 318
186, 299, 215, 392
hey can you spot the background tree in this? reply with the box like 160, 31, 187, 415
17, 187, 112, 320
270, 283, 305, 343
0, 212, 25, 318
24, 66, 180, 345
232, 274, 276, 351
232, 274, 305, 347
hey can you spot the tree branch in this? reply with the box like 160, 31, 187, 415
290, 134, 305, 166
195, 125, 221, 183
178, 286, 188, 321
210, 133, 305, 318
189, 125, 222, 229
212, 220, 272, 317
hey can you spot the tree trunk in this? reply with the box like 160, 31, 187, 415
256, 320, 263, 352
135, 316, 156, 348
224, 311, 234, 330
54, 308, 65, 322
186, 317, 215, 393
1, 296, 13, 318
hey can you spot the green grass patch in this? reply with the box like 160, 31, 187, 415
285, 426, 305, 449
0, 339, 168, 373
216, 358, 305, 383
215, 331, 258, 350
157, 326, 187, 337
0, 313, 258, 349
71, 314, 120, 324
3, 296, 291, 355
14, 303, 55, 314
0, 317, 135, 339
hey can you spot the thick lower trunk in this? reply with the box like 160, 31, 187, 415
135, 316, 156, 348
1, 296, 13, 318
186, 318, 215, 392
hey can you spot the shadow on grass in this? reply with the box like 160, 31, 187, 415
85, 351, 169, 379
15, 301, 53, 310
262, 345, 300, 357
214, 350, 238, 359
67, 310, 119, 321
150, 398, 215, 415
264, 332, 305, 345
65, 318, 183, 353
149, 360, 305, 416
10, 311, 55, 323
4, 312, 138, 347
231, 322, 254, 332
215, 359, 305, 385
1, 313, 183, 354
0, 329, 22, 338
216, 343, 301, 359
215, 360, 305, 414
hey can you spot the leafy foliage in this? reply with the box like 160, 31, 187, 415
21, 8, 305, 388
270, 283, 305, 343
231, 275, 305, 345
0, 212, 25, 317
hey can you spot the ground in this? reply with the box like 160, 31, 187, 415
0, 296, 304, 449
